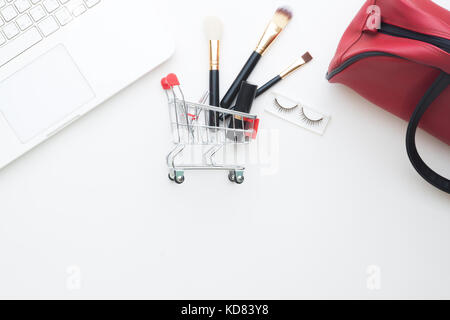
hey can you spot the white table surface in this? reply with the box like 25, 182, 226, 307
0, 0, 449, 299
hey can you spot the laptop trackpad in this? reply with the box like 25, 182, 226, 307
0, 45, 95, 143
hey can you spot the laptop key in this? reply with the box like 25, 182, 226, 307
29, 4, 46, 22
0, 26, 42, 68
16, 14, 33, 30
72, 4, 86, 17
54, 7, 71, 26
42, 0, 59, 13
85, 0, 100, 8
1, 5, 18, 22
14, 0, 32, 13
37, 15, 59, 36
3, 22, 20, 39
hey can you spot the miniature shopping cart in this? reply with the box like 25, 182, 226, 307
161, 74, 259, 184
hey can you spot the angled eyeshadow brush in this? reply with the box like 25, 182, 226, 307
256, 51, 313, 97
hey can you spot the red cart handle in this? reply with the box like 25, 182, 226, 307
166, 73, 180, 87
161, 77, 170, 90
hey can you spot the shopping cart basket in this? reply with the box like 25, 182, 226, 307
161, 74, 260, 184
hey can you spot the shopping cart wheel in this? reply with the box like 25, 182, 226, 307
168, 173, 175, 181
232, 171, 244, 184
175, 175, 185, 184
235, 175, 245, 184
173, 171, 185, 184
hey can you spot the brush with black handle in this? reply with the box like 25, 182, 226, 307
256, 51, 313, 98
220, 6, 293, 110
204, 16, 223, 128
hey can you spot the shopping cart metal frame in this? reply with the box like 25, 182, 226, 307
161, 74, 259, 184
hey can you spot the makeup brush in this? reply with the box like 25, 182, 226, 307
204, 16, 223, 127
256, 51, 313, 97
220, 6, 293, 110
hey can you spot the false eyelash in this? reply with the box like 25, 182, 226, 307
274, 98, 298, 113
300, 107, 324, 127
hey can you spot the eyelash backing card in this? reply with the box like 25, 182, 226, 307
265, 92, 331, 136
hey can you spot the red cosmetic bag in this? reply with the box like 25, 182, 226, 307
327, 0, 450, 194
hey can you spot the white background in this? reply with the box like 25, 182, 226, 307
0, 0, 449, 299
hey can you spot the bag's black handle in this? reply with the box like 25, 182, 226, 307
406, 72, 450, 194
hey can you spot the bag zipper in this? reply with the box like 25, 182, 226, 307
327, 22, 450, 80
379, 23, 450, 54
326, 52, 396, 80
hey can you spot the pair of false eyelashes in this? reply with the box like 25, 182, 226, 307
273, 98, 324, 127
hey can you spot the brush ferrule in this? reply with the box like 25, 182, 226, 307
279, 57, 307, 79
255, 21, 283, 55
209, 40, 220, 70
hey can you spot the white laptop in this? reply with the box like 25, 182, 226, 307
0, 0, 174, 169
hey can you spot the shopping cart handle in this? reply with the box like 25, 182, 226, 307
166, 73, 180, 87
253, 118, 260, 139
244, 118, 260, 140
161, 77, 170, 90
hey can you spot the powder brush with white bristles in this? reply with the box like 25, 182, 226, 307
204, 16, 224, 127
220, 6, 293, 110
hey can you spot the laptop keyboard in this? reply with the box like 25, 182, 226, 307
0, 0, 101, 68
